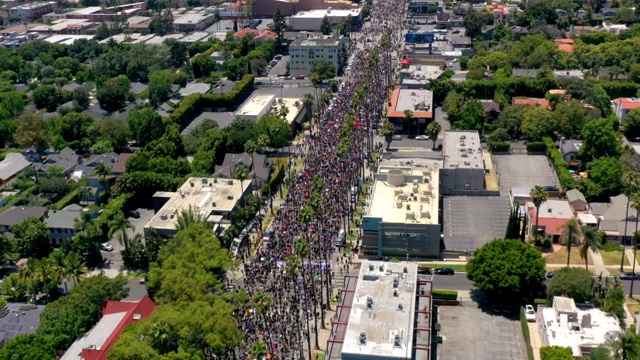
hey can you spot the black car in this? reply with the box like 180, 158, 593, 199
543, 186, 559, 192
619, 272, 638, 280
128, 210, 141, 218
546, 271, 555, 278
417, 267, 432, 275
434, 267, 455, 275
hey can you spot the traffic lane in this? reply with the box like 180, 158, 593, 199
432, 273, 475, 291
619, 280, 640, 295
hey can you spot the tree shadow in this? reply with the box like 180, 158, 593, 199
468, 289, 520, 321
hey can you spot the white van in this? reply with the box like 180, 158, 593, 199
335, 229, 346, 247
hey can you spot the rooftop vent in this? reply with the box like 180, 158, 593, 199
394, 289, 399, 297
403, 266, 408, 273
394, 334, 402, 347
227, 195, 234, 200
359, 332, 367, 345
379, 264, 384, 272
227, 180, 233, 185
398, 303, 404, 311
393, 278, 399, 288
202, 178, 208, 184
366, 296, 374, 309
369, 264, 375, 271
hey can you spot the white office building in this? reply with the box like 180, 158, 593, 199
289, 36, 345, 77
10, 1, 57, 21
287, 8, 362, 31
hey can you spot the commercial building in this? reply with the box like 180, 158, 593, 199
612, 97, 640, 123
331, 261, 434, 360
362, 164, 440, 259
289, 36, 345, 77
440, 130, 487, 195
62, 295, 155, 360
387, 88, 433, 134
526, 199, 574, 240
145, 177, 252, 237
235, 93, 276, 121
537, 296, 620, 358
30, 19, 97, 35
65, 2, 146, 22
250, 0, 358, 17
10, 1, 57, 21
399, 65, 443, 88
173, 13, 214, 32
287, 8, 362, 31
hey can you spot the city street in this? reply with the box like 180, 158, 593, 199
432, 273, 474, 290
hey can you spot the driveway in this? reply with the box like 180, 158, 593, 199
268, 55, 290, 77
100, 208, 154, 266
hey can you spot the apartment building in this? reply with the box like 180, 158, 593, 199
289, 36, 345, 77
172, 13, 214, 32
10, 1, 57, 21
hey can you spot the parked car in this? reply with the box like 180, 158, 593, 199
334, 229, 346, 247
392, 134, 402, 140
101, 242, 114, 252
415, 135, 429, 140
295, 75, 305, 80
546, 271, 555, 278
619, 272, 638, 280
543, 185, 559, 192
434, 267, 455, 275
525, 305, 536, 322
128, 210, 140, 218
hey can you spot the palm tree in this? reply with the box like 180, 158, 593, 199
94, 163, 112, 188
530, 186, 547, 241
379, 120, 397, 151
175, 205, 206, 231
149, 321, 174, 354
49, 251, 70, 294
621, 173, 640, 271
303, 93, 314, 121
426, 121, 442, 150
404, 110, 417, 137
74, 210, 93, 231
610, 328, 640, 360
252, 290, 272, 350
580, 225, 601, 272
20, 258, 39, 304
249, 341, 268, 359
63, 252, 87, 287
257, 134, 270, 153
560, 219, 582, 267
233, 165, 248, 196
245, 140, 259, 195
108, 211, 134, 252
32, 258, 55, 304
285, 254, 307, 360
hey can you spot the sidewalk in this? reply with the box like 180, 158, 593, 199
590, 249, 610, 277
625, 248, 640, 272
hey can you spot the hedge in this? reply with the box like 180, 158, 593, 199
543, 137, 575, 191
489, 141, 510, 153
520, 306, 535, 360
526, 142, 546, 153
432, 289, 458, 300
0, 185, 37, 214
261, 159, 287, 196
167, 74, 255, 129
534, 298, 548, 308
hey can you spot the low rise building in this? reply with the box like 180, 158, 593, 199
554, 38, 574, 52
362, 165, 440, 258
44, 204, 96, 246
538, 296, 620, 358
235, 93, 276, 121
287, 8, 362, 31
512, 68, 539, 79
441, 130, 487, 195
215, 152, 271, 189
512, 97, 551, 110
566, 189, 588, 212
0, 206, 47, 232
33, 147, 80, 178
10, 1, 57, 21
62, 295, 155, 360
527, 199, 574, 240
0, 303, 43, 346
594, 194, 637, 243
178, 82, 211, 98
612, 97, 640, 123
603, 22, 628, 34
66, 2, 146, 21
173, 13, 214, 32
144, 177, 252, 237
559, 139, 583, 162
0, 153, 30, 185
29, 19, 97, 35
289, 35, 345, 77
387, 88, 433, 134
553, 70, 584, 80
399, 65, 443, 88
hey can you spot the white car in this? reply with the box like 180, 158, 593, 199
392, 134, 402, 140
415, 135, 429, 140
101, 242, 114, 252
525, 305, 536, 322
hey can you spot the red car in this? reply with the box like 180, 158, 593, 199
295, 75, 305, 80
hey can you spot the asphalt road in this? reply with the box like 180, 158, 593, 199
432, 273, 474, 290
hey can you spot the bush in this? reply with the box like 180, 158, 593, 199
534, 298, 548, 307
520, 307, 535, 360
261, 159, 286, 197
489, 141, 510, 153
547, 267, 595, 303
432, 289, 458, 300
526, 141, 546, 153
540, 346, 573, 360
543, 137, 574, 191
601, 241, 622, 252
542, 238, 552, 249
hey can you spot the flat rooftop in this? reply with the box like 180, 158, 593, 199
291, 8, 361, 18
388, 88, 433, 119
527, 199, 574, 219
443, 130, 484, 170
61, 312, 127, 360
292, 37, 341, 46
342, 261, 417, 359
235, 94, 275, 118
145, 177, 250, 231
174, 13, 212, 24
279, 97, 305, 124
368, 167, 439, 225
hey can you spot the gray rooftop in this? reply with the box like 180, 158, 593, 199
44, 204, 85, 230
179, 82, 211, 97
0, 153, 31, 181
130, 82, 149, 96
560, 139, 582, 155
61, 311, 128, 360
512, 69, 539, 78
215, 152, 270, 185
443, 130, 484, 170
342, 261, 417, 359
566, 189, 586, 205
33, 147, 80, 175
0, 304, 43, 346
599, 194, 637, 236
183, 111, 236, 135
0, 206, 47, 227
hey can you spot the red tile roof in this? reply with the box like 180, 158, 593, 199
254, 29, 277, 41
613, 97, 640, 110
512, 98, 551, 110
554, 39, 574, 52
232, 27, 258, 38
527, 208, 571, 236
80, 295, 155, 360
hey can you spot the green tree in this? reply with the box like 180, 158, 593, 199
454, 99, 483, 131
254, 114, 290, 149
623, 108, 640, 140
252, 290, 272, 349
379, 120, 397, 150
610, 327, 640, 360
49, 112, 96, 151
443, 91, 465, 125
547, 267, 594, 303
96, 117, 130, 151
108, 211, 134, 252
588, 157, 625, 199
309, 60, 336, 84
164, 38, 188, 68
11, 217, 51, 259
91, 140, 114, 156
97, 75, 132, 112
249, 341, 268, 359
425, 121, 441, 150
581, 225, 601, 272
233, 165, 248, 195
579, 118, 621, 162
73, 86, 90, 112
463, 8, 484, 39
554, 100, 599, 140
148, 70, 173, 108
0, 334, 56, 360
319, 15, 332, 35
560, 219, 581, 267
32, 85, 60, 112
175, 205, 206, 231
521, 107, 554, 140
540, 346, 574, 360
466, 239, 546, 301
149, 9, 173, 36
272, 6, 287, 43
13, 112, 49, 151
404, 109, 417, 137
127, 108, 166, 147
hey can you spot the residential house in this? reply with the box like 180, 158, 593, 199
485, 2, 512, 24
44, 204, 96, 245
559, 139, 583, 162
603, 22, 628, 34
509, 26, 528, 39
0, 303, 44, 345
595, 194, 638, 243
155, 102, 173, 118
130, 82, 148, 96
570, 25, 596, 36
0, 206, 47, 232
232, 27, 259, 40
0, 153, 31, 185
480, 100, 501, 122
566, 189, 588, 212
553, 70, 584, 80
554, 38, 574, 53
449, 34, 472, 49
33, 147, 80, 178
254, 29, 277, 42
178, 82, 211, 98
612, 97, 640, 123
526, 199, 574, 241
600, 8, 620, 19
512, 97, 551, 110
215, 152, 271, 189
111, 153, 133, 175
512, 69, 538, 79
72, 152, 118, 180
61, 295, 155, 360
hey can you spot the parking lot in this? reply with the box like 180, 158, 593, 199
493, 154, 560, 196
438, 294, 527, 360
101, 208, 154, 262
444, 196, 510, 252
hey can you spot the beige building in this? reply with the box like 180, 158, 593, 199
173, 13, 214, 32
289, 36, 345, 77
145, 177, 252, 237
10, 1, 57, 21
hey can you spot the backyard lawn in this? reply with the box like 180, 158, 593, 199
544, 246, 593, 265
599, 250, 629, 266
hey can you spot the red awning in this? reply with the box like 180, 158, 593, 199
401, 59, 411, 65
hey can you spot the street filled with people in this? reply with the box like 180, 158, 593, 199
236, 0, 407, 358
